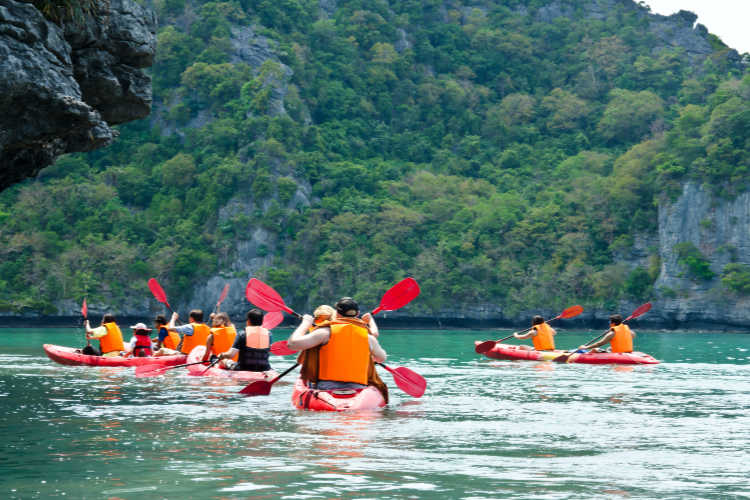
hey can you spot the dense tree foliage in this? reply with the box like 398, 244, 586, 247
1, 0, 748, 315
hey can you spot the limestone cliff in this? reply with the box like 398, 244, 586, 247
652, 184, 750, 328
0, 0, 155, 190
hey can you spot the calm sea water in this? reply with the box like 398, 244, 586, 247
1, 327, 749, 499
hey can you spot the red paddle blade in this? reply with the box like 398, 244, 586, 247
239, 380, 273, 396
245, 278, 294, 314
81, 298, 87, 318
270, 340, 297, 356
148, 278, 170, 309
135, 364, 167, 378
475, 340, 496, 354
372, 277, 420, 315
379, 363, 426, 398
626, 302, 652, 322
217, 283, 230, 306
561, 305, 583, 319
262, 311, 284, 330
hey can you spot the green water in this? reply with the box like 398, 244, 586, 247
1, 328, 749, 499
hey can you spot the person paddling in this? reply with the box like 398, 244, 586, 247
287, 297, 388, 399
514, 315, 556, 351
168, 310, 210, 355
84, 314, 125, 357
203, 312, 237, 363
578, 314, 635, 353
153, 314, 181, 356
215, 309, 271, 371
126, 323, 154, 357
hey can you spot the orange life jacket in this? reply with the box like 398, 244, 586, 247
245, 326, 270, 348
99, 322, 124, 354
160, 327, 181, 350
210, 325, 237, 357
610, 324, 633, 353
318, 320, 370, 385
181, 323, 210, 354
532, 323, 555, 351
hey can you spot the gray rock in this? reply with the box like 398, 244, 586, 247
654, 183, 750, 326
0, 0, 155, 191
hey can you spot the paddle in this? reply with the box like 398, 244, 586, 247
199, 357, 221, 375
241, 278, 425, 397
270, 340, 297, 356
214, 283, 230, 313
245, 278, 302, 318
475, 305, 584, 354
135, 360, 208, 378
81, 298, 90, 347
553, 302, 652, 363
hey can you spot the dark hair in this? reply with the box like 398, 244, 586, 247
155, 314, 167, 326
609, 314, 623, 325
532, 315, 544, 325
189, 309, 204, 322
102, 314, 115, 324
246, 308, 263, 326
335, 297, 359, 317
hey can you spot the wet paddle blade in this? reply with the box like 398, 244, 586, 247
262, 311, 284, 330
239, 380, 273, 396
475, 340, 496, 354
81, 298, 87, 319
371, 277, 420, 315
270, 340, 297, 356
148, 278, 170, 309
626, 302, 651, 322
217, 283, 230, 307
245, 278, 294, 315
561, 305, 583, 319
377, 363, 426, 398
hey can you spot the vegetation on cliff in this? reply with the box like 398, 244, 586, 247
0, 0, 748, 315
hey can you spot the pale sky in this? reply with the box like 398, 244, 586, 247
643, 1, 750, 53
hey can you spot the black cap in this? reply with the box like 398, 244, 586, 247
335, 297, 359, 317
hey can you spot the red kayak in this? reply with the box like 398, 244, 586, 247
43, 344, 186, 367
291, 378, 387, 411
474, 342, 660, 365
186, 346, 278, 381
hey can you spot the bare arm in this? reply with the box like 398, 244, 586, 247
218, 347, 239, 360
369, 335, 387, 363
361, 313, 379, 338
582, 330, 614, 350
287, 315, 331, 351
514, 327, 536, 340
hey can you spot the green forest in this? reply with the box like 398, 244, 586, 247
1, 0, 748, 316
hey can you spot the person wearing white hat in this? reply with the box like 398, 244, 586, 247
125, 322, 154, 357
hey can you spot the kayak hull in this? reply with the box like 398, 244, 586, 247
186, 346, 278, 381
291, 378, 386, 411
474, 342, 660, 365
43, 344, 186, 367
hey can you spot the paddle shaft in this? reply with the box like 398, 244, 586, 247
199, 357, 221, 375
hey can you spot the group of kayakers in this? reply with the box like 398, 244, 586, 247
80, 296, 391, 398
512, 314, 635, 354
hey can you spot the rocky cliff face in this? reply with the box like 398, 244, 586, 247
652, 183, 750, 328
0, 0, 155, 191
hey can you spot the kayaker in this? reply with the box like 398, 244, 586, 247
578, 314, 635, 353
287, 297, 388, 399
153, 314, 181, 355
215, 309, 271, 371
168, 310, 210, 356
203, 312, 237, 362
125, 323, 154, 357
84, 314, 125, 357
514, 315, 556, 351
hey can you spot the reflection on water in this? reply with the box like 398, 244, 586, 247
0, 328, 749, 498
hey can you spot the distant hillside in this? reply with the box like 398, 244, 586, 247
0, 0, 748, 326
